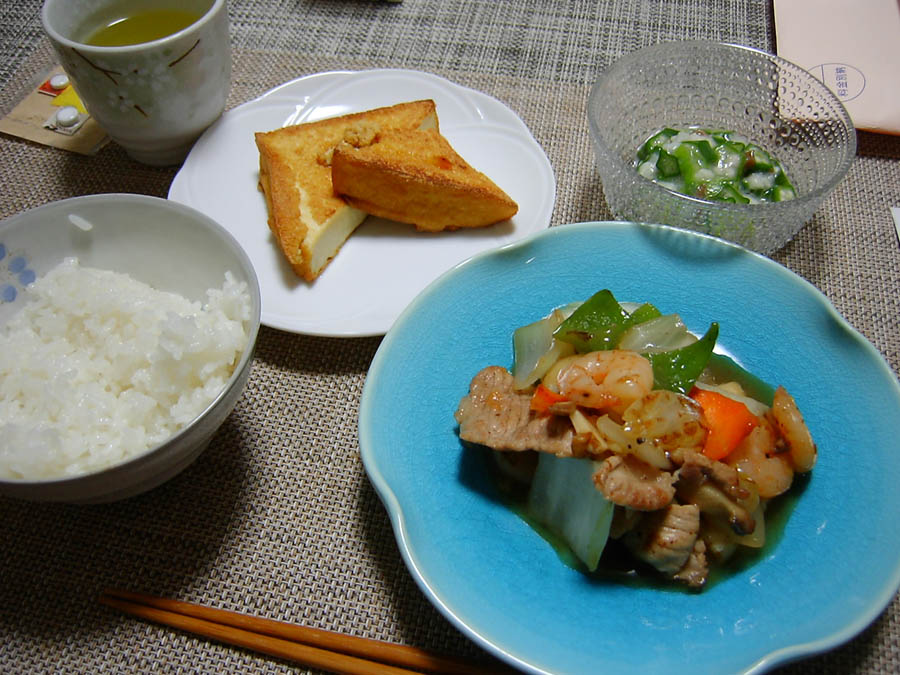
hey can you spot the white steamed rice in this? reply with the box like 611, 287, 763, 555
0, 258, 251, 481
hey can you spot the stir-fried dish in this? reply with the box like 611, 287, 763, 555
454, 290, 817, 589
635, 127, 796, 204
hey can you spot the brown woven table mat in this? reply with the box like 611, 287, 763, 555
1, 1, 899, 673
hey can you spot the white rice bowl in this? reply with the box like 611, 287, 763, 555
0, 194, 260, 503
0, 258, 251, 480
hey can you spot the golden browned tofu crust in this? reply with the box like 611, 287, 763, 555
330, 128, 518, 232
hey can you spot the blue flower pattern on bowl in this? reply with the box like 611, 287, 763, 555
0, 243, 36, 303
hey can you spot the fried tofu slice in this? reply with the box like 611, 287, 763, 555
255, 100, 438, 281
331, 127, 518, 233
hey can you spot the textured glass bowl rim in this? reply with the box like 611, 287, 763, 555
588, 40, 857, 214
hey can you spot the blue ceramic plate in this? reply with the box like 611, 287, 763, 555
358, 222, 900, 674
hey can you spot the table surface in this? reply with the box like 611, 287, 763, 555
1, 1, 898, 673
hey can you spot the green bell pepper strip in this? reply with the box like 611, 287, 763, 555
552, 288, 717, 393
644, 322, 719, 394
627, 302, 663, 326
554, 290, 660, 353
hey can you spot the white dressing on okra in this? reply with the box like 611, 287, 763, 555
635, 127, 796, 204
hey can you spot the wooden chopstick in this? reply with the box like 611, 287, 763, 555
99, 589, 501, 675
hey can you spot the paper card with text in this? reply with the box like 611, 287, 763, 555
774, 0, 900, 135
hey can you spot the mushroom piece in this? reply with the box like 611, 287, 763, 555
675, 463, 756, 535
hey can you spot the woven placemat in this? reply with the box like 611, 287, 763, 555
1, 1, 899, 673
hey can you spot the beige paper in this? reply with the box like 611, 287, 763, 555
774, 0, 900, 135
0, 67, 108, 155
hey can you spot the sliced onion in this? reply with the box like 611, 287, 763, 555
512, 304, 578, 390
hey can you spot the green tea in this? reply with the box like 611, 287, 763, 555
85, 9, 201, 46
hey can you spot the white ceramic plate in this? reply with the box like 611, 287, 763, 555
169, 69, 555, 336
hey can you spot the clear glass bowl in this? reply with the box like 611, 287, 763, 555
588, 41, 856, 254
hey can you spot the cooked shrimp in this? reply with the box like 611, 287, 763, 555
555, 349, 654, 415
725, 418, 794, 499
770, 385, 817, 473
622, 390, 707, 455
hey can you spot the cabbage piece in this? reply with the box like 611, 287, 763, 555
702, 353, 775, 407
618, 313, 696, 352
527, 453, 614, 571
692, 381, 769, 418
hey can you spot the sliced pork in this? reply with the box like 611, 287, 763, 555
622, 503, 701, 577
592, 454, 676, 511
673, 538, 709, 589
454, 366, 574, 456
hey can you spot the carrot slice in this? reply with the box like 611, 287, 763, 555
691, 387, 758, 460
530, 384, 570, 414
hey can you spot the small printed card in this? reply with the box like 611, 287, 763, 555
774, 0, 900, 135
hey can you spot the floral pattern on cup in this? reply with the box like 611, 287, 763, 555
72, 41, 199, 118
